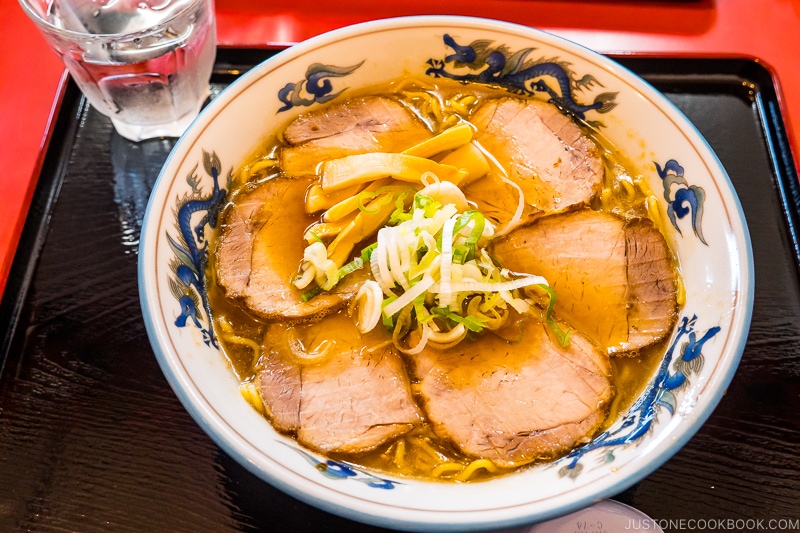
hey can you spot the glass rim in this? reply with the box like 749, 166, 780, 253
18, 0, 213, 41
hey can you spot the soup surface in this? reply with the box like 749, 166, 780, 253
207, 77, 680, 482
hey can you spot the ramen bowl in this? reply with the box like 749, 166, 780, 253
138, 15, 753, 532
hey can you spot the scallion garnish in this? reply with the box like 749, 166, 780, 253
537, 283, 571, 347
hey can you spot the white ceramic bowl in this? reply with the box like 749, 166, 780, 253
139, 15, 753, 532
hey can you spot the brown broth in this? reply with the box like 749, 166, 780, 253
205, 76, 681, 483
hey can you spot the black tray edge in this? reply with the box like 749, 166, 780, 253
0, 82, 85, 379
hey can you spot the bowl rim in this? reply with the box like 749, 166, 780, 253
138, 14, 754, 532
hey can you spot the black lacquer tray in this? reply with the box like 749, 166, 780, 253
1, 49, 799, 532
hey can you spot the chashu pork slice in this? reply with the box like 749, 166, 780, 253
468, 97, 604, 231
214, 175, 361, 322
491, 209, 678, 354
280, 96, 432, 176
256, 312, 422, 454
411, 317, 613, 467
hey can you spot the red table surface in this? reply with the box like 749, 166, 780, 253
2, 0, 798, 296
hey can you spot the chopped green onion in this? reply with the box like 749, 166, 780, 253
415, 194, 434, 209
451, 243, 470, 265
388, 192, 412, 225
537, 283, 571, 347
300, 286, 324, 302
360, 242, 378, 262
415, 194, 442, 218
453, 210, 485, 262
356, 190, 381, 214
382, 274, 435, 317
338, 256, 364, 279
381, 295, 399, 329
431, 307, 488, 333
414, 300, 435, 324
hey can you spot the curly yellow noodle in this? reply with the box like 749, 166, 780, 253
410, 436, 446, 463
448, 95, 476, 115
454, 459, 498, 482
217, 317, 234, 333
250, 158, 274, 174
222, 334, 261, 364
619, 176, 636, 198
448, 100, 468, 116
393, 439, 407, 469
239, 382, 265, 414
431, 462, 465, 478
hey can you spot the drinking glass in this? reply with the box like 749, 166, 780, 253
19, 0, 217, 142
